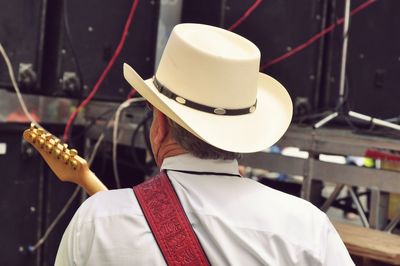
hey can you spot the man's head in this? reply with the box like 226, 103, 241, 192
150, 108, 240, 166
124, 23, 292, 157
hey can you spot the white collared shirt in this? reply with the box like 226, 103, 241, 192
55, 154, 354, 265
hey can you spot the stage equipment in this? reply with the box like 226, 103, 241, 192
0, 123, 42, 265
181, 0, 328, 117
42, 0, 160, 101
20, 123, 83, 264
0, 123, 83, 265
315, 0, 400, 127
0, 0, 47, 93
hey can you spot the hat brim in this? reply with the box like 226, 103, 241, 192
123, 63, 292, 153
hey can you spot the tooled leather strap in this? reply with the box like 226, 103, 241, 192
133, 171, 210, 266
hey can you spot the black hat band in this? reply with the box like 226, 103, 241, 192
153, 77, 257, 116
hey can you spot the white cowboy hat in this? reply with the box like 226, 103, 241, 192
123, 23, 292, 153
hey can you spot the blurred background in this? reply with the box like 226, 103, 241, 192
0, 0, 399, 265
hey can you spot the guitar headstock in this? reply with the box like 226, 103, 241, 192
23, 123, 90, 184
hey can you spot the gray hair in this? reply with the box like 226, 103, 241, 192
168, 119, 241, 160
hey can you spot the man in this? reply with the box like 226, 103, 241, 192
55, 24, 354, 265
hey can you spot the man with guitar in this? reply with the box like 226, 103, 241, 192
25, 24, 354, 265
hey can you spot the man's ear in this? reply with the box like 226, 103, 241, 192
154, 109, 169, 137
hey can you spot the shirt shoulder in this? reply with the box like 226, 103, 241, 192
75, 188, 143, 222
244, 179, 353, 265
245, 180, 330, 240
55, 189, 156, 266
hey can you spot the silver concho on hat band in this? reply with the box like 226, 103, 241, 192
175, 96, 186, 104
214, 108, 226, 115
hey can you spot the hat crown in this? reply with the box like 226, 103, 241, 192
156, 24, 260, 109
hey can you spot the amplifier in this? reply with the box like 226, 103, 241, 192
323, 0, 400, 119
41, 0, 160, 101
0, 123, 83, 265
0, 0, 47, 93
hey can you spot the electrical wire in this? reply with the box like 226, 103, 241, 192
63, 0, 84, 96
88, 134, 105, 165
130, 111, 153, 174
28, 93, 141, 252
2, 38, 109, 252
112, 97, 145, 188
63, 0, 140, 142
70, 106, 117, 143
0, 43, 38, 125
60, 0, 86, 141
228, 0, 263, 31
28, 186, 80, 252
127, 88, 137, 99
260, 0, 377, 70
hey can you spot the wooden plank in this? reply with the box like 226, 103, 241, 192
332, 221, 400, 265
240, 153, 306, 177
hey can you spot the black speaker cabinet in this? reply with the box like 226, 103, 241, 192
0, 123, 83, 265
0, 123, 42, 265
323, 0, 400, 119
42, 0, 160, 101
0, 0, 47, 93
182, 0, 328, 116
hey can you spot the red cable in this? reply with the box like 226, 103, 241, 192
127, 88, 137, 99
63, 0, 140, 141
260, 0, 376, 71
228, 0, 263, 31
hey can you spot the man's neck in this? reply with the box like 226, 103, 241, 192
155, 138, 188, 166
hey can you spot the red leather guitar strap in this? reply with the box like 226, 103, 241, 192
133, 171, 210, 266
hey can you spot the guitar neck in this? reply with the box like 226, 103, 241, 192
79, 170, 109, 196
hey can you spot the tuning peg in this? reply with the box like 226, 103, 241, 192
38, 137, 45, 147
30, 122, 36, 131
53, 147, 62, 158
53, 139, 61, 149
28, 131, 37, 142
69, 149, 77, 157
62, 153, 70, 163
70, 159, 78, 169
45, 142, 53, 153
68, 149, 79, 169
37, 128, 45, 136
62, 143, 68, 151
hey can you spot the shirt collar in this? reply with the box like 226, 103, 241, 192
161, 153, 240, 176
